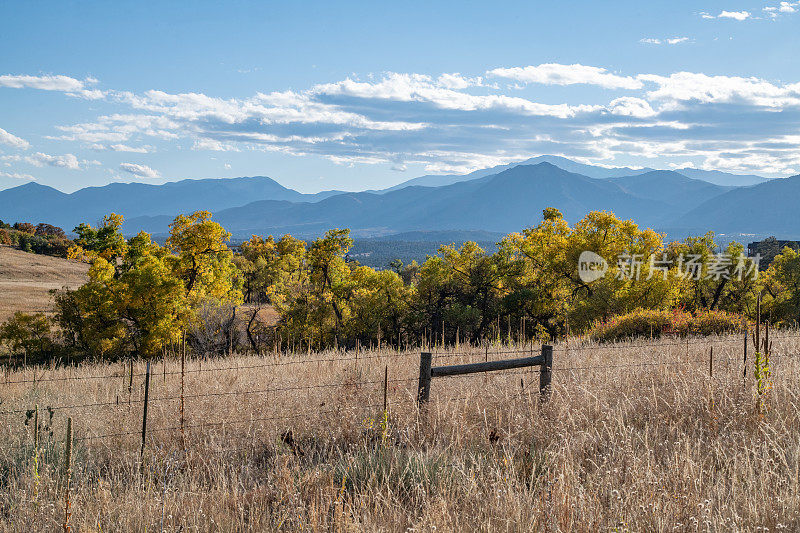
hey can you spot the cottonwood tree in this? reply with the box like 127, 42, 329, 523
166, 210, 242, 303
763, 246, 800, 325
71, 213, 127, 262
58, 231, 186, 358
0, 312, 53, 366
56, 212, 242, 360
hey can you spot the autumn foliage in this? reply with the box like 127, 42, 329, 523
4, 206, 800, 363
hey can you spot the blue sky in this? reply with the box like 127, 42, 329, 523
1, 0, 799, 192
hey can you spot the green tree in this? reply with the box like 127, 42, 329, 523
763, 246, 800, 325
667, 234, 759, 314
72, 213, 127, 262
346, 266, 412, 347
0, 312, 53, 366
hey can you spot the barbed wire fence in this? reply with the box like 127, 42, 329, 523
2, 331, 798, 458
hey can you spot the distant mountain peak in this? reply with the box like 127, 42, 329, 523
379, 155, 768, 193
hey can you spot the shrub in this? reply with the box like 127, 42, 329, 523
691, 309, 744, 336
589, 309, 680, 342
590, 308, 745, 342
13, 222, 35, 234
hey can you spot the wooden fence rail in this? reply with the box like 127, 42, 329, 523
417, 345, 553, 406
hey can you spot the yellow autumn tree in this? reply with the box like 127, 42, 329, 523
166, 211, 243, 305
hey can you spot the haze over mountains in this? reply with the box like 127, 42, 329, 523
0, 177, 342, 230
379, 155, 767, 190
0, 156, 795, 240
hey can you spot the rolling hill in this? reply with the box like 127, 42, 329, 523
0, 246, 88, 322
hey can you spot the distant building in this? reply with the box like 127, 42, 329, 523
748, 237, 800, 267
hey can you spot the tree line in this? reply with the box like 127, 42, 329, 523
0, 220, 72, 256
3, 207, 800, 364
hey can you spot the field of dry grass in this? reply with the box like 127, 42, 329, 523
2, 334, 800, 531
0, 246, 88, 322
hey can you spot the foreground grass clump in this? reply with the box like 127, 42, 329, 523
589, 307, 744, 342
1, 334, 800, 531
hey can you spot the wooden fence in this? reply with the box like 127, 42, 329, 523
417, 345, 553, 406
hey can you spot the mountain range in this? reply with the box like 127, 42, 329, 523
378, 155, 767, 190
0, 156, 795, 240
0, 176, 341, 230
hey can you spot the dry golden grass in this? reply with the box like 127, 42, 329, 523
2, 334, 800, 531
0, 246, 88, 322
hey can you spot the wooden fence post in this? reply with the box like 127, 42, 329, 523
742, 328, 748, 379
755, 293, 761, 356
63, 417, 73, 533
539, 344, 553, 399
383, 364, 388, 412
180, 330, 186, 449
709, 346, 713, 378
417, 352, 432, 407
128, 358, 134, 406
140, 361, 151, 474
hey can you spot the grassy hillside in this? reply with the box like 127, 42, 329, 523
0, 246, 87, 321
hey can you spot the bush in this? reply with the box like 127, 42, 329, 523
691, 309, 744, 336
589, 308, 744, 342
589, 309, 679, 342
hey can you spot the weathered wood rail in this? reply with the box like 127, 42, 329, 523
417, 345, 553, 406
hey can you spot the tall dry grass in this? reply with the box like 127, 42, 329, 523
2, 334, 800, 531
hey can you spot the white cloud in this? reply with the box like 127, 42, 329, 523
606, 97, 657, 117
0, 127, 30, 149
0, 74, 104, 99
25, 152, 83, 170
312, 73, 597, 117
640, 37, 690, 45
639, 72, 800, 107
0, 171, 35, 181
717, 10, 751, 20
436, 73, 483, 90
119, 162, 159, 178
764, 1, 799, 17
90, 143, 153, 153
668, 161, 697, 169
487, 63, 642, 90
31, 65, 800, 178
193, 139, 241, 152
54, 113, 180, 143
